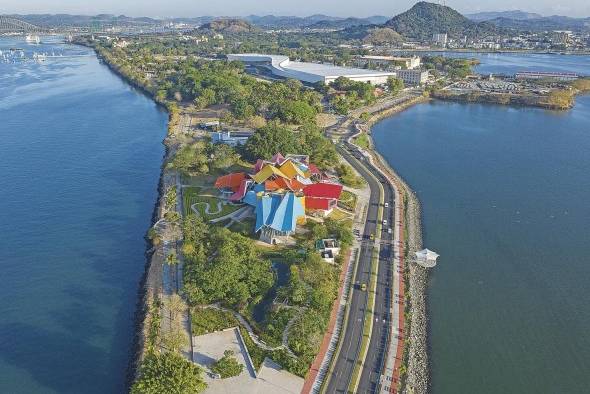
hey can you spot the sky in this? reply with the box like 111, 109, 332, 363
1, 0, 589, 18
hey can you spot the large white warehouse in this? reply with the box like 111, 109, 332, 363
227, 53, 395, 85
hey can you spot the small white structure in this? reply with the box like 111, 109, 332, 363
317, 238, 340, 263
415, 248, 439, 268
211, 131, 252, 146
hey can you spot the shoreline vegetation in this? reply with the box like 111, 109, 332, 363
432, 78, 590, 110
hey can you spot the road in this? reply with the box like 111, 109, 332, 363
323, 144, 395, 393
358, 171, 395, 394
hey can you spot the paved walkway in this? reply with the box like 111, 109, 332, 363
202, 304, 297, 357
191, 200, 222, 216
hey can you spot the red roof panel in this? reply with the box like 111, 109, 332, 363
303, 183, 343, 199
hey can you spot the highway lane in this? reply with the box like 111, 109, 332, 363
324, 146, 382, 394
358, 176, 396, 394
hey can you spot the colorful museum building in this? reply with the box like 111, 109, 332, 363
214, 153, 343, 244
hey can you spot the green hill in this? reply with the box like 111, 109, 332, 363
200, 18, 257, 33
383, 2, 503, 40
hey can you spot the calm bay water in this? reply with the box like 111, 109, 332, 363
0, 37, 166, 393
414, 51, 590, 76
373, 57, 590, 392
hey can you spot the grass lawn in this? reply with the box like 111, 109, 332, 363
338, 190, 358, 211
182, 186, 241, 220
191, 308, 238, 336
354, 133, 370, 149
329, 208, 352, 222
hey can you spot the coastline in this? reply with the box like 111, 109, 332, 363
354, 95, 430, 393
82, 44, 174, 387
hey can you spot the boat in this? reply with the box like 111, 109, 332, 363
25, 34, 41, 44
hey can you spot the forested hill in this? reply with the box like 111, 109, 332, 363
199, 19, 258, 33
383, 2, 503, 40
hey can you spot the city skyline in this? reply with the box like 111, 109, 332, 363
1, 0, 589, 19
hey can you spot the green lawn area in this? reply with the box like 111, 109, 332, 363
354, 133, 370, 149
191, 308, 238, 336
338, 190, 357, 211
329, 208, 352, 221
182, 186, 242, 220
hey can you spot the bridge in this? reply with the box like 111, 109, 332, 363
0, 16, 44, 33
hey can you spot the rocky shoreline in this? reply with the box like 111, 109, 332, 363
356, 95, 430, 393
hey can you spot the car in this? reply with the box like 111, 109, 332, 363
388, 228, 392, 234
384, 202, 389, 208
370, 233, 375, 241
360, 283, 367, 291
383, 219, 387, 225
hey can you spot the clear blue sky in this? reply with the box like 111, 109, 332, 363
2, 0, 589, 18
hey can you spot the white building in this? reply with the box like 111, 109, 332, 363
396, 69, 429, 85
551, 30, 572, 45
211, 131, 252, 146
357, 55, 421, 70
432, 33, 448, 47
227, 53, 395, 85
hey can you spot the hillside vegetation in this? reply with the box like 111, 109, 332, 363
363, 27, 405, 45
383, 1, 503, 40
200, 18, 257, 33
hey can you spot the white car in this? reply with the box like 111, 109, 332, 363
388, 228, 392, 234
384, 202, 389, 208
383, 219, 387, 225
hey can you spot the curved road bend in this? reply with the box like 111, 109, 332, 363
323, 146, 383, 393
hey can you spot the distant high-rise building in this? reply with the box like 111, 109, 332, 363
432, 33, 448, 47
551, 31, 572, 45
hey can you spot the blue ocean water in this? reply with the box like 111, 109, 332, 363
373, 87, 590, 392
0, 37, 167, 393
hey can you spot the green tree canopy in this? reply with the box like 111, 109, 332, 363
131, 352, 206, 394
211, 350, 244, 378
244, 121, 298, 160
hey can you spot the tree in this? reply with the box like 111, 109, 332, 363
387, 76, 405, 94
183, 228, 274, 308
244, 121, 298, 160
277, 100, 317, 124
131, 352, 206, 394
296, 122, 338, 169
211, 350, 244, 378
211, 143, 239, 169
194, 88, 216, 109
169, 142, 210, 175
